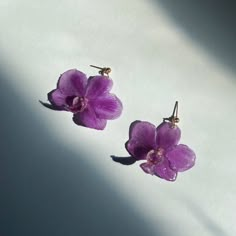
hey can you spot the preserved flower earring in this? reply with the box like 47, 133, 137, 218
40, 65, 123, 130
112, 102, 196, 181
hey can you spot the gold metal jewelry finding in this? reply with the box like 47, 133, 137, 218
90, 65, 111, 76
163, 101, 180, 127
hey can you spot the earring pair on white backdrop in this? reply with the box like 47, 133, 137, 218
40, 65, 196, 181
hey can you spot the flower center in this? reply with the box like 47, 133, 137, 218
146, 148, 164, 165
65, 96, 88, 113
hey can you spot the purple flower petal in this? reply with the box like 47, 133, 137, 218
85, 76, 113, 99
140, 162, 156, 175
166, 144, 196, 172
156, 122, 181, 150
48, 89, 67, 109
90, 94, 123, 120
57, 69, 87, 96
154, 158, 177, 181
72, 106, 107, 130
125, 121, 156, 160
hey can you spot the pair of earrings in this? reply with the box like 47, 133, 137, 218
41, 66, 196, 181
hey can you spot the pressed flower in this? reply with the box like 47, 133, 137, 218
125, 120, 196, 181
40, 68, 122, 130
112, 102, 196, 181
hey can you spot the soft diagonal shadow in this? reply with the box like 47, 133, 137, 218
154, 0, 236, 73
0, 69, 164, 236
183, 199, 229, 236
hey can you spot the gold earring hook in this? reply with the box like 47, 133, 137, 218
163, 101, 180, 127
90, 65, 111, 76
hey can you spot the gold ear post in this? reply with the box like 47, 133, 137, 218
163, 101, 180, 127
90, 65, 111, 76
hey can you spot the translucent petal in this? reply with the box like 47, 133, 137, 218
90, 94, 123, 120
57, 69, 87, 96
85, 76, 113, 99
156, 122, 181, 150
73, 106, 107, 130
140, 162, 156, 175
48, 89, 66, 108
154, 158, 177, 181
166, 144, 196, 172
125, 121, 156, 160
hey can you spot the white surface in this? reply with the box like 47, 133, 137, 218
1, 0, 236, 235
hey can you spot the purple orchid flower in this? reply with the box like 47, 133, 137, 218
40, 69, 123, 130
125, 121, 196, 181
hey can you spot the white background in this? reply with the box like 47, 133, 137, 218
0, 0, 236, 235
